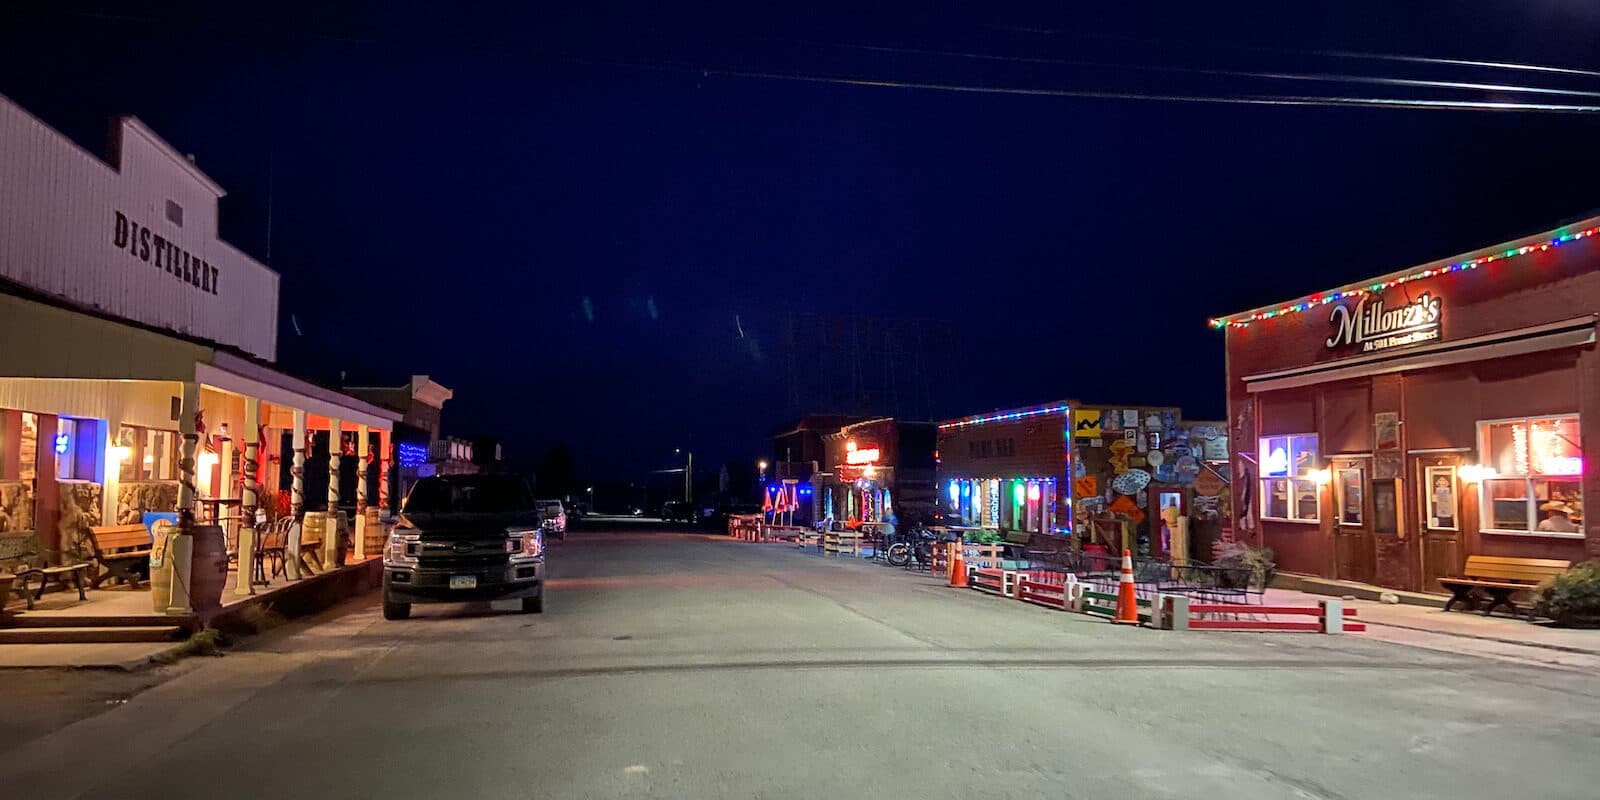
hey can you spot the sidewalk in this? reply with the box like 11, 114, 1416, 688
1263, 587, 1600, 664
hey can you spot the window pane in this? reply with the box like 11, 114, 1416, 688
1530, 418, 1582, 475
1264, 478, 1289, 518
55, 419, 77, 480
1484, 478, 1530, 530
1294, 479, 1319, 521
1260, 437, 1290, 477
1339, 470, 1363, 525
1290, 435, 1320, 475
117, 425, 138, 481
18, 412, 37, 482
1533, 478, 1582, 533
1485, 421, 1528, 476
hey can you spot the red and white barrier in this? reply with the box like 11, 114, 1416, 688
1155, 595, 1364, 633
1016, 572, 1080, 610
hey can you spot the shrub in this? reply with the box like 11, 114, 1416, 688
1213, 541, 1276, 589
1535, 561, 1600, 628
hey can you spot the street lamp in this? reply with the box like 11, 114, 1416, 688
675, 449, 693, 502
758, 460, 768, 481
587, 486, 594, 513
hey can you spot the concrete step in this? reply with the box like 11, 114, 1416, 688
1290, 575, 1447, 609
0, 626, 187, 645
3, 614, 188, 629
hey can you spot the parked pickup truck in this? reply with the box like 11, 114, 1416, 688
383, 473, 545, 620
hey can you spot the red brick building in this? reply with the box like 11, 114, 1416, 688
1214, 215, 1600, 592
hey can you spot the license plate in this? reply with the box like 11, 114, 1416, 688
448, 575, 478, 590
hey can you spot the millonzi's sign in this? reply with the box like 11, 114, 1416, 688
1325, 292, 1442, 353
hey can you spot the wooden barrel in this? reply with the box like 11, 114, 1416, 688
362, 507, 385, 558
188, 524, 227, 611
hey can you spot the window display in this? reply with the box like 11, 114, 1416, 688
1337, 468, 1363, 526
1259, 433, 1320, 522
1478, 415, 1582, 535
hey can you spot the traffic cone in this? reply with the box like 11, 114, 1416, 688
948, 542, 968, 588
1112, 549, 1140, 625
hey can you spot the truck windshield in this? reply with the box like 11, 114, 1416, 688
404, 476, 532, 513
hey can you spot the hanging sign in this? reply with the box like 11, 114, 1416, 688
1193, 468, 1226, 498
1326, 292, 1442, 353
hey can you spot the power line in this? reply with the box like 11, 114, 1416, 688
561, 54, 1600, 113
781, 38, 1600, 100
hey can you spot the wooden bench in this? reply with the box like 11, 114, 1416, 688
0, 530, 90, 610
85, 524, 155, 589
1438, 556, 1572, 619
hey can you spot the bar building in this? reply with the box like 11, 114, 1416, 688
1213, 215, 1600, 592
0, 94, 401, 592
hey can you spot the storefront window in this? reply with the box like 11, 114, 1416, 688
1259, 434, 1320, 522
1478, 415, 1582, 535
115, 426, 177, 481
18, 412, 38, 482
55, 418, 79, 480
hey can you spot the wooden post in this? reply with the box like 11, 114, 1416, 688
354, 424, 369, 558
326, 418, 343, 568
378, 428, 391, 515
237, 397, 260, 597
177, 382, 201, 516
290, 409, 306, 518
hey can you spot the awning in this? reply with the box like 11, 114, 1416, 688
1243, 315, 1596, 393
197, 352, 401, 429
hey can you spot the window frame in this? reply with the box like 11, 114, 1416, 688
1258, 432, 1322, 524
1335, 467, 1364, 527
1475, 413, 1583, 538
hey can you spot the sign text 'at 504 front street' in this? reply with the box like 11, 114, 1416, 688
1326, 292, 1442, 354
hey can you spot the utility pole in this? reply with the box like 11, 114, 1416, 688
685, 451, 693, 502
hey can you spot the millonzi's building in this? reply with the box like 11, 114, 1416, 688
1213, 214, 1600, 592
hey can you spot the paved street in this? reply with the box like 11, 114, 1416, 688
10, 528, 1600, 800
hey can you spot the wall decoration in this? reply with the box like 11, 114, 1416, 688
1108, 439, 1132, 473
1144, 413, 1161, 430
1426, 466, 1458, 531
1374, 412, 1402, 480
1192, 425, 1219, 440
1123, 410, 1138, 428
1203, 437, 1230, 461
1111, 468, 1151, 495
1073, 410, 1103, 438
1135, 489, 1149, 509
1176, 455, 1201, 481
1146, 451, 1165, 468
1193, 468, 1225, 498
1073, 475, 1099, 498
1108, 494, 1146, 525
1101, 410, 1121, 432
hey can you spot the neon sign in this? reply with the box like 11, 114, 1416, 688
845, 447, 881, 465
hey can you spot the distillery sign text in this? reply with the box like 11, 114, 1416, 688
112, 211, 220, 295
1326, 292, 1442, 353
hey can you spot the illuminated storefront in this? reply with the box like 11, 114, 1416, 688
936, 403, 1072, 539
818, 418, 936, 527
1214, 214, 1600, 592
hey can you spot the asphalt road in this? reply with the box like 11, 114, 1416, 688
11, 528, 1600, 799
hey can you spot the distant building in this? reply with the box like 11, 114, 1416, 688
343, 375, 454, 511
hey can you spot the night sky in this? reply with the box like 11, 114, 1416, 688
4, 2, 1599, 481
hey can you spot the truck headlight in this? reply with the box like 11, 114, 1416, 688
385, 529, 419, 566
507, 527, 543, 559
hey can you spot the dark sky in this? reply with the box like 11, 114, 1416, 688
4, 2, 1599, 481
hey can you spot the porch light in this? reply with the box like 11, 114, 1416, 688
109, 445, 132, 462
1309, 468, 1333, 486
1458, 464, 1497, 483
198, 451, 219, 470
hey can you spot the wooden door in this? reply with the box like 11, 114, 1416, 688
1330, 458, 1373, 583
1414, 455, 1465, 593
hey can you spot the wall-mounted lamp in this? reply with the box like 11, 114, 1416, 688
1458, 464, 1497, 483
1309, 468, 1333, 486
109, 445, 132, 463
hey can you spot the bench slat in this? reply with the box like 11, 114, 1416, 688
1466, 555, 1572, 569
1450, 556, 1570, 585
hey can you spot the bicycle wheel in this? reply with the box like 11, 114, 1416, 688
886, 543, 912, 567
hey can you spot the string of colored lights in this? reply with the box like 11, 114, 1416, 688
1209, 224, 1600, 329
938, 403, 1070, 430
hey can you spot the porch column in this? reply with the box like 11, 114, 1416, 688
167, 381, 201, 615
354, 424, 370, 559
378, 428, 392, 514
356, 425, 370, 513
326, 418, 342, 567
237, 397, 261, 597
291, 409, 307, 517
177, 382, 201, 516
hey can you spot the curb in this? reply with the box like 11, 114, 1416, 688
1360, 617, 1600, 656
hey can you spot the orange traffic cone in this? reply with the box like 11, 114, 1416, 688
949, 542, 968, 588
1112, 549, 1140, 625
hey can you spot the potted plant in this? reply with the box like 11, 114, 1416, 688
1213, 541, 1276, 589
1534, 561, 1600, 628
